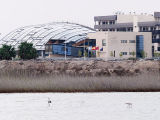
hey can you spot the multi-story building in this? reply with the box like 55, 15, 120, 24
94, 12, 160, 54
87, 32, 152, 59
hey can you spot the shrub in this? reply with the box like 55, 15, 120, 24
18, 42, 37, 60
0, 45, 16, 60
78, 50, 82, 57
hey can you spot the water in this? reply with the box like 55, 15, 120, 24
0, 92, 159, 120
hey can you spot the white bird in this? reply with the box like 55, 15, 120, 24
125, 103, 132, 108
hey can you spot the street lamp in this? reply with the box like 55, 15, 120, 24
64, 37, 67, 60
84, 39, 85, 60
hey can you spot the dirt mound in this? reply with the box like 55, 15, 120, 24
0, 60, 159, 76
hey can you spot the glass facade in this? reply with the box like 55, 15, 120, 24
136, 35, 144, 58
0, 22, 95, 50
52, 44, 83, 57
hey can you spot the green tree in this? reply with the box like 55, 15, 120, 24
145, 52, 148, 58
18, 42, 37, 60
84, 50, 88, 57
0, 45, 16, 60
78, 50, 82, 57
141, 51, 145, 58
110, 51, 113, 57
119, 52, 123, 58
132, 51, 136, 58
91, 51, 94, 57
154, 52, 160, 57
131, 51, 136, 62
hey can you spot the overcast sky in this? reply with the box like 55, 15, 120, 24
0, 0, 159, 38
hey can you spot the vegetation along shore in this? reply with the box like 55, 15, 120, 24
0, 60, 159, 92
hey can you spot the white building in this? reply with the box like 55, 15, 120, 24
94, 12, 160, 55
88, 32, 152, 60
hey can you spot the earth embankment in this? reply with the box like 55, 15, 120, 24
0, 60, 159, 76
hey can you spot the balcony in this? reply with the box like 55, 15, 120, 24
94, 23, 133, 30
152, 30, 160, 34
152, 39, 160, 43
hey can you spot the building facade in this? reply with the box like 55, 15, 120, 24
0, 22, 95, 57
87, 32, 152, 60
94, 12, 160, 54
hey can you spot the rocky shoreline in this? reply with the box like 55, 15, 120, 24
0, 60, 159, 76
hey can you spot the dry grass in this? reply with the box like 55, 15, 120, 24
0, 70, 160, 93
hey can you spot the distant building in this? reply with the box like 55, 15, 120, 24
0, 22, 95, 58
94, 12, 160, 54
87, 32, 152, 59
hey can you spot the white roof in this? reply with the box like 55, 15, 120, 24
0, 22, 95, 50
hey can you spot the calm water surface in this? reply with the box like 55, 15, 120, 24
0, 92, 159, 120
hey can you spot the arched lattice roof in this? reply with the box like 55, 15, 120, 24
0, 22, 95, 50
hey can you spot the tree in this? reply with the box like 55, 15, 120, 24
154, 52, 160, 57
84, 50, 88, 57
132, 51, 136, 58
0, 45, 16, 60
78, 50, 82, 57
119, 52, 123, 59
97, 51, 100, 57
145, 52, 148, 58
91, 51, 94, 57
110, 51, 114, 58
141, 50, 145, 58
18, 42, 37, 60
131, 51, 136, 63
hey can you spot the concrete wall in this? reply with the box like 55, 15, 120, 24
117, 14, 155, 23
87, 32, 108, 58
87, 32, 152, 60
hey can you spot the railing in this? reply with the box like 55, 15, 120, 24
152, 39, 160, 43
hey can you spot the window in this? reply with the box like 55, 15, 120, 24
122, 52, 127, 55
102, 39, 106, 46
136, 35, 144, 58
142, 27, 149, 31
127, 27, 133, 32
152, 35, 157, 39
129, 40, 136, 43
102, 22, 106, 25
121, 40, 127, 43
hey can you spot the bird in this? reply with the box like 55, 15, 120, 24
125, 103, 132, 108
48, 98, 52, 106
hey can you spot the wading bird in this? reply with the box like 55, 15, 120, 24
48, 98, 52, 106
125, 103, 132, 108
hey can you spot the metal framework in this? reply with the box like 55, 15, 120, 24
0, 22, 95, 50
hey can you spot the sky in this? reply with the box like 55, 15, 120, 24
0, 0, 159, 38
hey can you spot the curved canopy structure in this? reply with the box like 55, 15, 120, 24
0, 22, 95, 50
